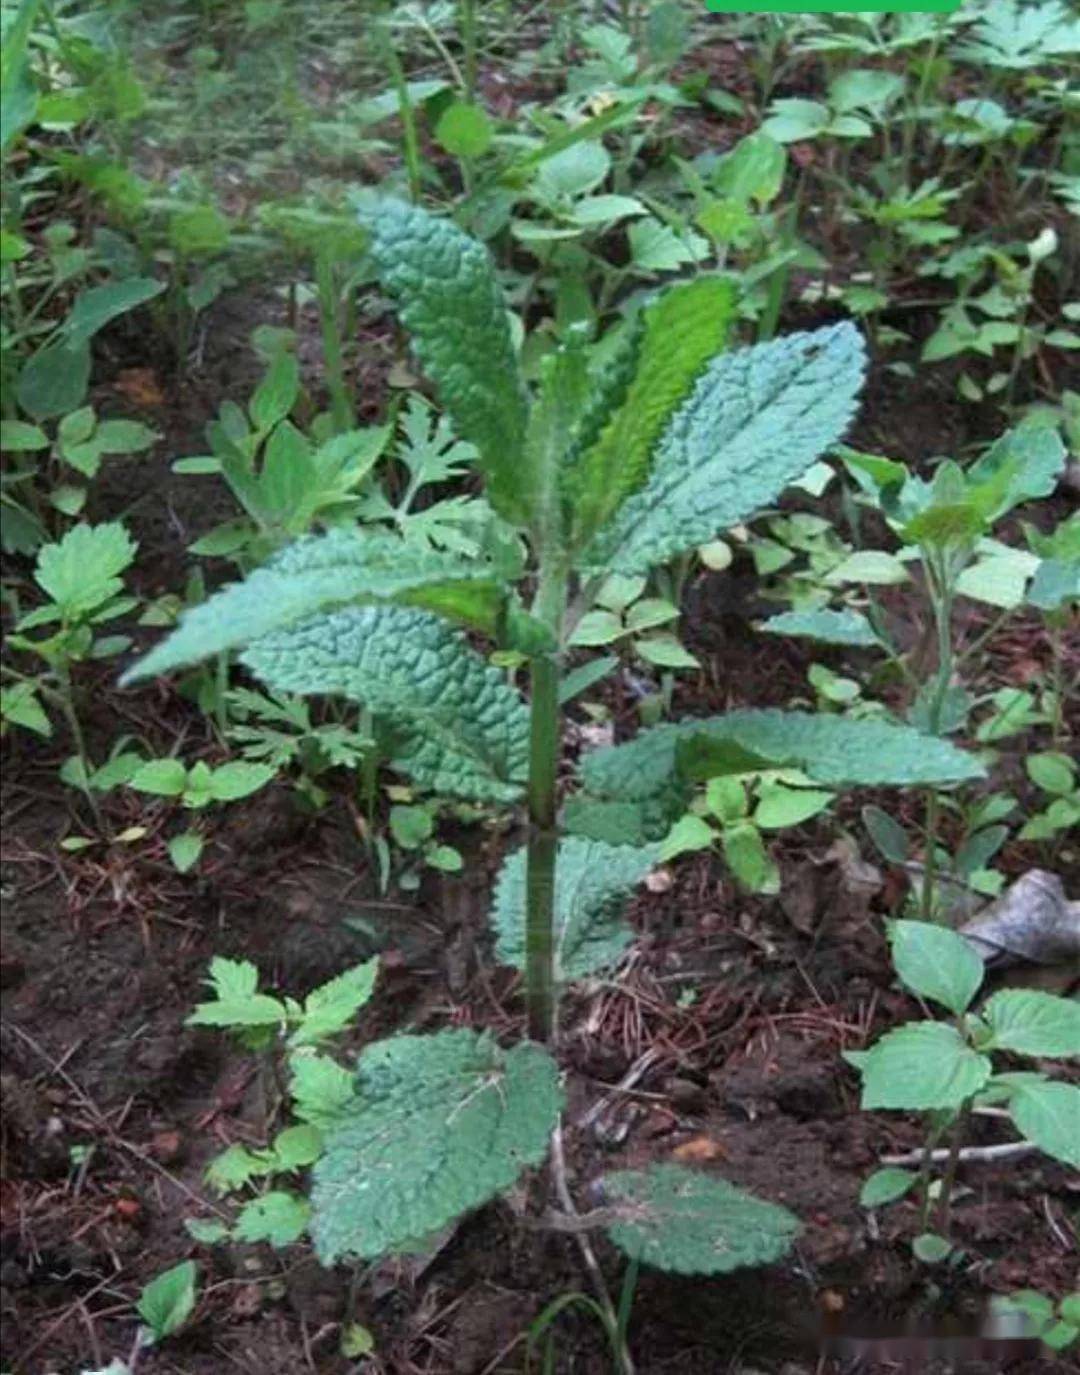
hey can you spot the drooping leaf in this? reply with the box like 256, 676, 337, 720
311, 1030, 562, 1263
121, 529, 508, 683
575, 711, 984, 841
601, 1164, 800, 1275
16, 341, 91, 420
355, 195, 529, 524
491, 838, 656, 981
565, 277, 736, 550
760, 608, 880, 647
240, 606, 529, 803
0, 0, 44, 154
982, 990, 1080, 1058
852, 1022, 992, 1111
62, 278, 165, 347
582, 322, 866, 573
888, 920, 984, 1017
1007, 1080, 1080, 1167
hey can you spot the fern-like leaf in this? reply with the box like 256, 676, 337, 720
601, 1164, 800, 1275
122, 529, 509, 684
310, 1029, 562, 1264
492, 837, 657, 981
241, 605, 529, 802
581, 323, 866, 574
356, 195, 530, 525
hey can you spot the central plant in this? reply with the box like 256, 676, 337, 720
123, 197, 985, 1281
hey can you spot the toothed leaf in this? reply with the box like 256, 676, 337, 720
760, 608, 880, 647
602, 1164, 800, 1275
122, 529, 507, 683
565, 277, 736, 550
582, 323, 866, 574
492, 838, 657, 981
241, 606, 528, 802
311, 1030, 562, 1263
356, 196, 529, 524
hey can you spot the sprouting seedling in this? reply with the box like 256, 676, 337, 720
850, 919, 1080, 1264
122, 198, 989, 1351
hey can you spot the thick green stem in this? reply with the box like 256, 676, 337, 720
315, 252, 354, 433
525, 652, 559, 1043
381, 28, 423, 204
921, 561, 954, 922
525, 561, 568, 1043
57, 661, 100, 827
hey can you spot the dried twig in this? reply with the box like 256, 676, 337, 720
880, 1140, 1038, 1167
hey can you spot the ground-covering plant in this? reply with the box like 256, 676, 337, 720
852, 920, 1080, 1263
120, 199, 992, 1350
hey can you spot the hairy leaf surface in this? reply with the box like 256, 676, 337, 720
241, 606, 529, 802
582, 323, 866, 573
311, 1030, 562, 1263
565, 277, 736, 551
761, 608, 880, 647
356, 196, 529, 524
123, 529, 507, 683
492, 838, 657, 981
602, 1164, 800, 1274
575, 711, 984, 838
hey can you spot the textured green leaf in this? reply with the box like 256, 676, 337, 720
63, 278, 165, 347
582, 323, 866, 573
289, 1051, 356, 1129
576, 710, 984, 842
290, 959, 378, 1047
492, 838, 656, 981
121, 529, 507, 683
760, 608, 880, 647
565, 277, 736, 550
356, 196, 529, 523
982, 991, 1080, 1058
602, 1164, 800, 1275
234, 1191, 311, 1246
16, 340, 91, 420
35, 522, 136, 617
1008, 1080, 1080, 1167
854, 1022, 992, 1110
966, 426, 1065, 521
240, 606, 529, 803
311, 1030, 562, 1263
888, 920, 984, 1017
523, 339, 591, 546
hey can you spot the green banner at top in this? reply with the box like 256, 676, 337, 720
706, 1, 961, 10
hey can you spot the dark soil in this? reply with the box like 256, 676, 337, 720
4, 24, 1080, 1375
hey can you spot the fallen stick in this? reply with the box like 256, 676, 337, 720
881, 1140, 1038, 1167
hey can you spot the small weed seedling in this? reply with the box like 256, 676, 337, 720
992, 1290, 1080, 1355
3, 522, 138, 816
851, 919, 1080, 1263
126, 198, 988, 1364
70, 1260, 198, 1375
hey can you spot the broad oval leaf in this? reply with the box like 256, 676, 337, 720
241, 606, 529, 803
355, 195, 529, 524
582, 323, 866, 574
492, 838, 657, 981
311, 1030, 562, 1263
121, 529, 507, 684
888, 920, 984, 1017
859, 1167, 917, 1209
136, 1260, 197, 1342
982, 990, 1080, 1058
854, 1022, 992, 1111
601, 1164, 800, 1275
